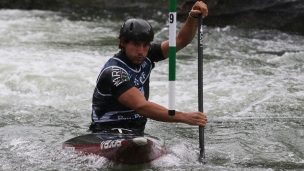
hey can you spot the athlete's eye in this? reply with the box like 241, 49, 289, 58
131, 41, 141, 47
143, 43, 151, 49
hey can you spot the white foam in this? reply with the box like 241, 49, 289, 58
1, 9, 304, 171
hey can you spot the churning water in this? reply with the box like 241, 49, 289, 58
0, 9, 304, 171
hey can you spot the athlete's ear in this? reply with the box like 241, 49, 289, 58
120, 39, 126, 49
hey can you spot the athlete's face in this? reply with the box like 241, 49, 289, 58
122, 40, 151, 65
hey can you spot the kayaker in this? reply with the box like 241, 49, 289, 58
89, 1, 208, 134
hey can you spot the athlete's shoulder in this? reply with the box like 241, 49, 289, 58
100, 66, 130, 88
103, 57, 123, 67
148, 43, 165, 62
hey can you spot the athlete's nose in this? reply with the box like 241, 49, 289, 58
137, 45, 144, 55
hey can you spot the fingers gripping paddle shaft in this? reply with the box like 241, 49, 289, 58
197, 14, 205, 164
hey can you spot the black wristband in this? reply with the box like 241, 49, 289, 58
189, 12, 199, 19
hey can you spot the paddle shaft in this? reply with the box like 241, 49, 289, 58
197, 14, 205, 164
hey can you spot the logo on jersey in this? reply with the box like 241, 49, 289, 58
116, 114, 143, 120
142, 61, 147, 68
112, 68, 129, 87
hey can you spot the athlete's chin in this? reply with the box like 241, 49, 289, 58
133, 59, 144, 65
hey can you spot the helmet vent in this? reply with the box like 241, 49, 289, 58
130, 23, 134, 32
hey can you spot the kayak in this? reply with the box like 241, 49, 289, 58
62, 129, 166, 165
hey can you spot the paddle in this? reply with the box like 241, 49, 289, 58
197, 14, 205, 164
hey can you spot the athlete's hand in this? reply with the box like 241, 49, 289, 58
190, 1, 208, 18
183, 111, 207, 127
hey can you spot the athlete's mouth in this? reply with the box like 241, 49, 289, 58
136, 56, 144, 60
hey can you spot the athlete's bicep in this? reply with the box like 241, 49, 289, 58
115, 81, 134, 99
98, 67, 133, 98
160, 40, 169, 59
118, 87, 147, 110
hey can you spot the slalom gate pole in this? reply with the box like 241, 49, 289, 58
197, 14, 206, 164
168, 0, 176, 116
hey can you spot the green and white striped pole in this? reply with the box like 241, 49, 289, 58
168, 0, 176, 116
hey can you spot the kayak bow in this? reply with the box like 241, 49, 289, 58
62, 132, 166, 165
